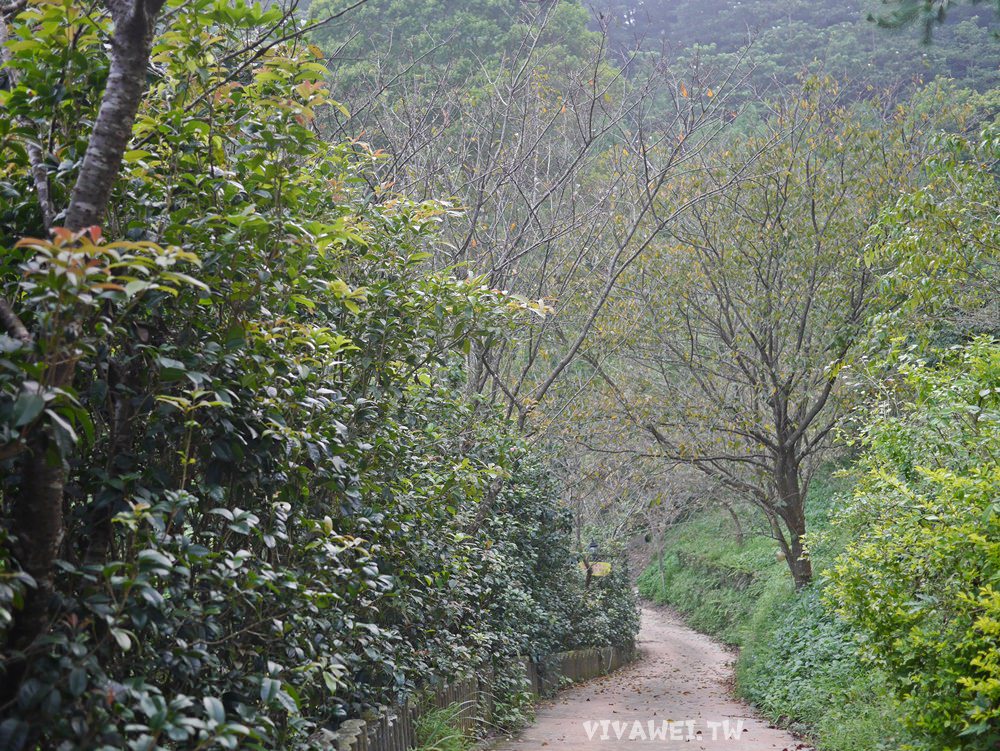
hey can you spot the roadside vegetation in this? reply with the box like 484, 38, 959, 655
640, 339, 1000, 751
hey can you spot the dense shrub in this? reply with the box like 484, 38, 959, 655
0, 2, 638, 749
827, 338, 1000, 750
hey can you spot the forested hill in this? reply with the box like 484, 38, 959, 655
312, 0, 999, 96
593, 0, 999, 91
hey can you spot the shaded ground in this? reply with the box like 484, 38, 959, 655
491, 607, 809, 750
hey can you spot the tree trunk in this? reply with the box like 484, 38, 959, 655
65, 0, 163, 229
774, 457, 812, 589
8, 434, 64, 648
722, 502, 744, 546
658, 530, 668, 592
785, 524, 812, 589
5, 0, 165, 656
791, 553, 812, 590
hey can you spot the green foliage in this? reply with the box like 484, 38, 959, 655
413, 704, 473, 751
311, 0, 599, 92
0, 0, 111, 233
488, 688, 535, 733
599, 0, 998, 93
864, 120, 1000, 342
870, 0, 1000, 41
739, 589, 912, 750
827, 338, 1000, 749
0, 1, 638, 749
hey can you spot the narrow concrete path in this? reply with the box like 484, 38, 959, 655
491, 607, 808, 751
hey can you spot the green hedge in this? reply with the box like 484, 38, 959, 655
0, 5, 638, 749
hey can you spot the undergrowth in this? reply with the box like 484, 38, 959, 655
414, 704, 474, 751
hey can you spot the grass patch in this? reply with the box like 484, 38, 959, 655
414, 703, 475, 751
638, 469, 918, 751
639, 510, 789, 644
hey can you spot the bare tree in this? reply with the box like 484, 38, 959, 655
576, 88, 930, 587
323, 13, 763, 431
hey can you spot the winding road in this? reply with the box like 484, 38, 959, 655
491, 607, 808, 751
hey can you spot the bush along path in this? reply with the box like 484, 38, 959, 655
491, 607, 804, 751
0, 4, 640, 749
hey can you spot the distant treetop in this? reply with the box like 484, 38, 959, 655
870, 0, 999, 42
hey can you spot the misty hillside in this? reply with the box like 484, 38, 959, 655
593, 0, 998, 90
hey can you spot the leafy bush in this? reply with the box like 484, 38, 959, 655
0, 2, 638, 749
827, 338, 1000, 749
